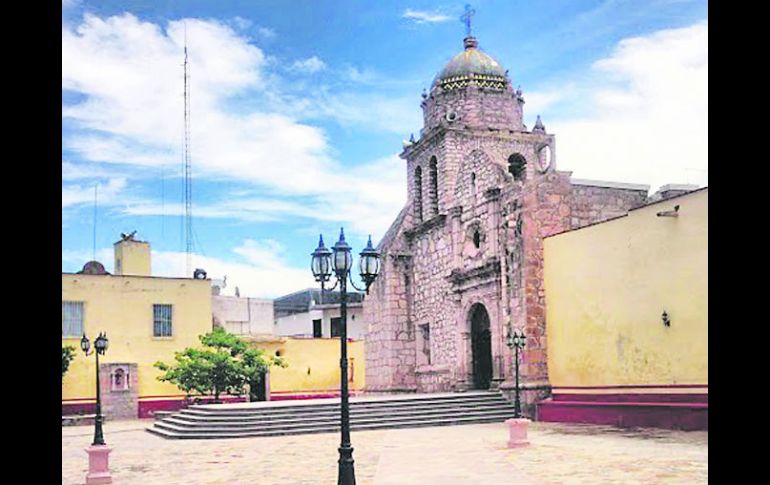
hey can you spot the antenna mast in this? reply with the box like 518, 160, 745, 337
93, 183, 98, 261
183, 26, 193, 277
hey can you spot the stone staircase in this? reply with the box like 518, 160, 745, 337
147, 391, 516, 439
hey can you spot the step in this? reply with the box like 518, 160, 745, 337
154, 408, 516, 434
148, 413, 512, 440
189, 391, 499, 409
180, 395, 507, 417
178, 398, 510, 420
165, 404, 515, 427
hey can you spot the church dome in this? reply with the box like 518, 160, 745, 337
432, 37, 508, 91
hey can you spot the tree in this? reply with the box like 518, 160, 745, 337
62, 345, 75, 381
154, 328, 284, 402
241, 346, 286, 402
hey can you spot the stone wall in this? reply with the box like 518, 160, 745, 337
569, 180, 649, 229
100, 362, 139, 419
364, 204, 417, 392
421, 83, 524, 133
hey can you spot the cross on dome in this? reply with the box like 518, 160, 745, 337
461, 4, 476, 38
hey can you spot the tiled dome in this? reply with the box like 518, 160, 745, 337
432, 37, 508, 91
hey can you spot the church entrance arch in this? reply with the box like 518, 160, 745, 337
469, 303, 493, 390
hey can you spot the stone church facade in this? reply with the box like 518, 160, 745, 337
363, 34, 690, 414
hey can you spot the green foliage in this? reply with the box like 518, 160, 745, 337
62, 345, 76, 381
154, 327, 284, 401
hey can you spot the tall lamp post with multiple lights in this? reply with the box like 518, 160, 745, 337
81, 331, 113, 484
311, 228, 380, 485
505, 327, 526, 418
504, 326, 530, 448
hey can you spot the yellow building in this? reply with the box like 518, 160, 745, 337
538, 188, 707, 430
244, 336, 366, 400
62, 234, 213, 418
63, 233, 367, 417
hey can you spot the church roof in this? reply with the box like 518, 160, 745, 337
432, 37, 508, 91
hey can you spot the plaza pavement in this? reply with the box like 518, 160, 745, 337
62, 420, 707, 484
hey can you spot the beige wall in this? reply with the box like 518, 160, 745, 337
544, 188, 707, 387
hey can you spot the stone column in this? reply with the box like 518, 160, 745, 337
454, 295, 472, 390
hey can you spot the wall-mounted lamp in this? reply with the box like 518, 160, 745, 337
657, 205, 680, 217
661, 311, 671, 327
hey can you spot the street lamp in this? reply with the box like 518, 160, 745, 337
311, 228, 380, 485
505, 327, 526, 418
81, 332, 109, 445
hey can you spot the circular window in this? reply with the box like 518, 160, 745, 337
446, 111, 457, 122
275, 349, 283, 357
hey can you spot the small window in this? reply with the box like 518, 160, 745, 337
473, 230, 481, 248
331, 317, 342, 338
420, 323, 431, 365
508, 154, 527, 181
414, 166, 424, 222
313, 319, 322, 338
429, 157, 439, 215
62, 301, 84, 337
153, 304, 173, 337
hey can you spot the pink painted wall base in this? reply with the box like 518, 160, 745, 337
537, 394, 708, 431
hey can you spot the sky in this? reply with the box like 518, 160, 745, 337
62, 0, 708, 298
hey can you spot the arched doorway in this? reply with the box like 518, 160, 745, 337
470, 303, 493, 390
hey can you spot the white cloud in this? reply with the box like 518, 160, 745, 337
257, 26, 276, 39
62, 160, 128, 181
530, 21, 708, 189
231, 16, 252, 30
152, 242, 315, 299
290, 56, 327, 73
62, 13, 406, 237
120, 153, 407, 241
62, 177, 127, 208
345, 66, 378, 84
62, 240, 314, 298
402, 9, 452, 24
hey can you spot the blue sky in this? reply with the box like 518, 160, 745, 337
62, 0, 708, 297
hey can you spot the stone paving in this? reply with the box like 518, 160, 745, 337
62, 420, 707, 484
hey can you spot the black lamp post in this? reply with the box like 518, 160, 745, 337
311, 228, 380, 485
81, 332, 109, 446
505, 327, 526, 418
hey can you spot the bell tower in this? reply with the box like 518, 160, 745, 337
365, 9, 572, 413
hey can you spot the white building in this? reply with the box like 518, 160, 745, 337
274, 288, 366, 340
212, 294, 274, 336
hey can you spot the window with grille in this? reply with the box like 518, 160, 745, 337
153, 304, 173, 337
62, 301, 84, 337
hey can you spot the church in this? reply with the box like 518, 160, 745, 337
362, 26, 694, 414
